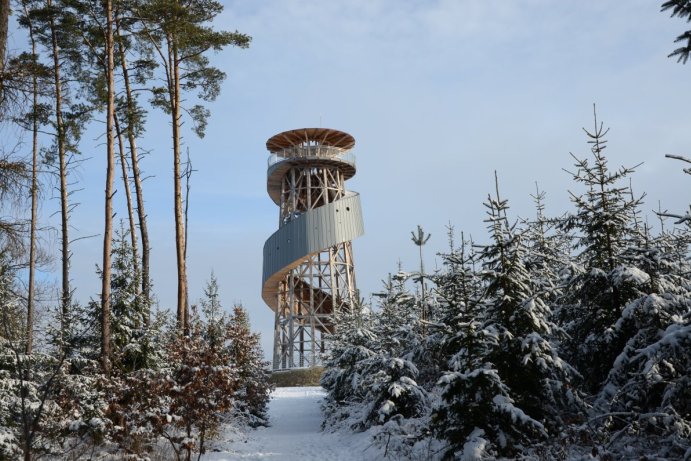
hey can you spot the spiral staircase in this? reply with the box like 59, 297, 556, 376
261, 128, 364, 370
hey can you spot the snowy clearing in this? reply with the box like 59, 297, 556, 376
202, 387, 383, 461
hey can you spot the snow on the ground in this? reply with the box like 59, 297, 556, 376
202, 387, 383, 461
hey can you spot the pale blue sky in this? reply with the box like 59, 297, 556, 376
10, 0, 691, 357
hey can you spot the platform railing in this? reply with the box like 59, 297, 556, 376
267, 148, 356, 169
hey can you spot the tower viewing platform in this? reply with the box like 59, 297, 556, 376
265, 128, 357, 205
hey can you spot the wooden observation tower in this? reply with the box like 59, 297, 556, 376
261, 128, 364, 370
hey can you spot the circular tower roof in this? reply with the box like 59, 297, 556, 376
266, 128, 355, 153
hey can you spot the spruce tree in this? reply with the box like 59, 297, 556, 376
359, 274, 427, 429
662, 0, 691, 63
591, 158, 691, 458
321, 302, 378, 414
521, 186, 571, 307
226, 304, 272, 427
374, 273, 418, 358
481, 180, 578, 433
560, 110, 649, 392
109, 223, 150, 372
197, 275, 271, 426
432, 219, 541, 457
433, 176, 582, 458
433, 276, 540, 459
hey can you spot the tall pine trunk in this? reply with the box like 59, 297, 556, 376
114, 112, 140, 286
114, 16, 151, 321
0, 0, 8, 80
100, 0, 115, 375
136, 0, 249, 333
26, 5, 38, 355
168, 32, 187, 333
0, 0, 10, 97
47, 0, 71, 340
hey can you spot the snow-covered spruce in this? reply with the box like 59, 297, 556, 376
438, 184, 580, 453
321, 304, 379, 428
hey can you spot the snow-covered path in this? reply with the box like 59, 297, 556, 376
202, 387, 382, 461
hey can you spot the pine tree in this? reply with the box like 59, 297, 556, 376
112, 0, 156, 314
0, 0, 8, 86
0, 251, 102, 461
434, 229, 483, 326
410, 225, 432, 323
19, 0, 93, 348
136, 0, 250, 331
7, 0, 53, 355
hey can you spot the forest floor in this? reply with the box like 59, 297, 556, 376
201, 387, 383, 461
